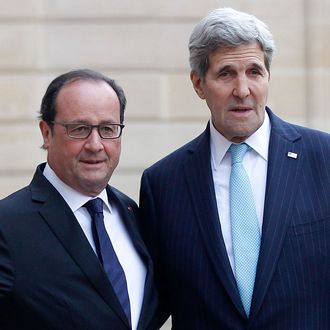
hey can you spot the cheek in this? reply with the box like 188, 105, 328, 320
105, 141, 121, 161
61, 142, 82, 159
51, 142, 84, 169
205, 88, 227, 107
257, 82, 269, 99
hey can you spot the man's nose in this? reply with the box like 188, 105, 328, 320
84, 127, 104, 151
232, 76, 251, 99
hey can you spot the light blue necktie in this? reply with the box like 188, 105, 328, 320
229, 143, 261, 316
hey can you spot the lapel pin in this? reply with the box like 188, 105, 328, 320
287, 151, 298, 159
127, 206, 133, 213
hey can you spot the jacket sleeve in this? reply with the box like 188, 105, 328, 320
139, 169, 170, 328
0, 228, 15, 300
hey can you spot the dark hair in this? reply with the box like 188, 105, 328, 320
39, 69, 126, 124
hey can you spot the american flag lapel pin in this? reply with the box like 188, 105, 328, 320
287, 151, 298, 159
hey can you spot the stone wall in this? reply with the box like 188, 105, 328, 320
1, 0, 329, 202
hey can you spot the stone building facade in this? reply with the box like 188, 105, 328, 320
0, 0, 329, 202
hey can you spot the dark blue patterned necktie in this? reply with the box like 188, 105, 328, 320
84, 198, 131, 327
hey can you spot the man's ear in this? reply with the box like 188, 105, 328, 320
39, 121, 51, 150
190, 71, 206, 99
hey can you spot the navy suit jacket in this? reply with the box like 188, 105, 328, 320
139, 108, 330, 329
0, 163, 157, 330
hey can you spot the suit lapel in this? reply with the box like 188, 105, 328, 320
31, 166, 130, 328
108, 187, 150, 264
108, 187, 157, 330
183, 126, 246, 317
250, 111, 302, 318
183, 114, 304, 319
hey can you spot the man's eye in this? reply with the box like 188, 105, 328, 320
102, 125, 115, 133
70, 125, 89, 133
219, 71, 230, 77
249, 68, 264, 76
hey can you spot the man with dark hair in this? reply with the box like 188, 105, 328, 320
0, 69, 157, 330
139, 8, 330, 329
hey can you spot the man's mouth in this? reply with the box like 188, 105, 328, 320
81, 159, 105, 165
230, 106, 252, 112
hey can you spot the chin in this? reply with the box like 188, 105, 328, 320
77, 177, 108, 194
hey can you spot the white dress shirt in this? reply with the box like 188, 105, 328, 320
210, 112, 271, 273
43, 164, 146, 330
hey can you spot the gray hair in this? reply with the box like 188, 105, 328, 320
189, 7, 275, 79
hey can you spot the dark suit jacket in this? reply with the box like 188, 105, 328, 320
139, 108, 330, 330
0, 163, 157, 330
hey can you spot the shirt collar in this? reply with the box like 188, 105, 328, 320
43, 164, 112, 213
210, 110, 271, 168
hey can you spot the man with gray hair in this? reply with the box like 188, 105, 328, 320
140, 7, 330, 329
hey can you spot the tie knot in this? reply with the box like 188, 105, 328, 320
84, 198, 104, 215
229, 143, 249, 165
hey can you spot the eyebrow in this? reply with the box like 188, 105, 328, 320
217, 65, 232, 74
64, 120, 117, 124
217, 62, 266, 75
249, 62, 266, 72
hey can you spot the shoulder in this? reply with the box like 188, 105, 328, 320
293, 123, 330, 139
144, 126, 209, 175
107, 186, 140, 222
286, 121, 330, 149
269, 111, 330, 169
108, 185, 137, 209
294, 125, 330, 164
269, 108, 330, 146
0, 186, 31, 214
0, 164, 58, 225
0, 185, 35, 238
